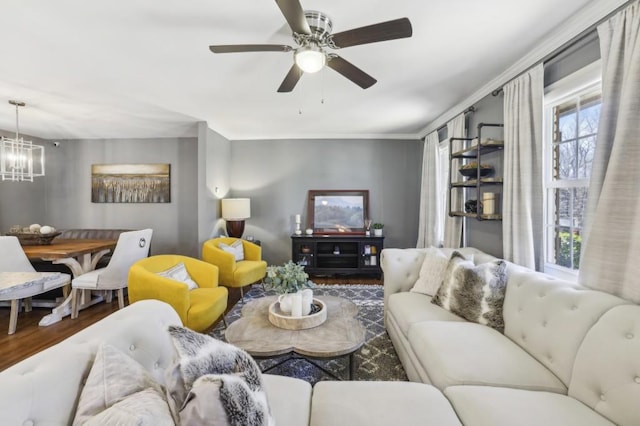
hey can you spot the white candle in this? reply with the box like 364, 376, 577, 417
291, 292, 303, 317
295, 214, 301, 224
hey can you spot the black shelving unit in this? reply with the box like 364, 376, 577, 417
291, 235, 384, 277
449, 122, 504, 221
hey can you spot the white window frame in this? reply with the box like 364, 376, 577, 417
542, 60, 601, 281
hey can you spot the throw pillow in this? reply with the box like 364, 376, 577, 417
83, 388, 174, 426
219, 239, 245, 261
167, 325, 273, 426
73, 344, 174, 426
157, 262, 198, 290
431, 251, 508, 333
410, 247, 449, 296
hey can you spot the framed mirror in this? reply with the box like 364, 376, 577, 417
307, 190, 369, 235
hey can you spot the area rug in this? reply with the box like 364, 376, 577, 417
210, 284, 408, 384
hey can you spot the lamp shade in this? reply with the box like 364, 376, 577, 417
222, 198, 251, 220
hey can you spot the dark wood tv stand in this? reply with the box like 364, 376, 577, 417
291, 235, 384, 278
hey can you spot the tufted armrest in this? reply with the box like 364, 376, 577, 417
381, 248, 428, 309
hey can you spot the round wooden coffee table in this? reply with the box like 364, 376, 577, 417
225, 295, 365, 379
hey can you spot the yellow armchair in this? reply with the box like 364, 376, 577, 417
202, 237, 267, 298
128, 255, 228, 332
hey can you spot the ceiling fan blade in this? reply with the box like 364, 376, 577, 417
209, 44, 293, 53
330, 17, 413, 48
274, 0, 311, 35
277, 64, 303, 92
326, 55, 376, 89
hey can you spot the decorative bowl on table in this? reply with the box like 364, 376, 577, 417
268, 298, 327, 330
7, 231, 62, 246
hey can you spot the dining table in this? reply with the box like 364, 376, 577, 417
22, 238, 117, 326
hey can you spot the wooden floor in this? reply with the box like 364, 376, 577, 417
0, 276, 381, 371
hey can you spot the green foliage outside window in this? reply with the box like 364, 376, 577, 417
556, 231, 582, 269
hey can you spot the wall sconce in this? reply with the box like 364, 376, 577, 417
221, 198, 251, 238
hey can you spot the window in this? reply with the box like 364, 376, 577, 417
543, 63, 601, 277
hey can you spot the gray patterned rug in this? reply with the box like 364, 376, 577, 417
210, 284, 408, 385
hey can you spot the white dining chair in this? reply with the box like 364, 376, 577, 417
0, 236, 71, 334
70, 229, 153, 318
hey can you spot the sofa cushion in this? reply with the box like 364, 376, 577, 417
568, 305, 640, 426
73, 344, 173, 425
408, 321, 567, 393
410, 247, 449, 296
444, 385, 614, 426
310, 381, 462, 426
388, 292, 465, 337
263, 374, 311, 426
432, 252, 508, 332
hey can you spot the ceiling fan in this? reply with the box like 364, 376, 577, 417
209, 0, 413, 92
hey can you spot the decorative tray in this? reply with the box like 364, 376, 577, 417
7, 231, 62, 246
268, 298, 327, 330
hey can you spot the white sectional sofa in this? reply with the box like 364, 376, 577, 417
0, 299, 462, 426
381, 247, 640, 426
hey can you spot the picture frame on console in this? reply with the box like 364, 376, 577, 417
307, 190, 369, 235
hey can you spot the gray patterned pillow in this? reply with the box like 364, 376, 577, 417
167, 325, 273, 426
432, 251, 508, 333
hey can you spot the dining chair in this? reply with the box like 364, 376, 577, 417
0, 236, 71, 334
70, 229, 153, 319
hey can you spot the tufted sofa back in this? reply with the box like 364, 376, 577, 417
0, 300, 181, 425
503, 271, 628, 387
568, 304, 640, 426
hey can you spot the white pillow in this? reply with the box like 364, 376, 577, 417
410, 247, 449, 296
73, 344, 174, 425
219, 239, 245, 261
157, 262, 198, 290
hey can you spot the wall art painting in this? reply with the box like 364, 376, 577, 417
91, 163, 170, 203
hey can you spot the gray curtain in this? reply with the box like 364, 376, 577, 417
443, 114, 466, 248
502, 64, 544, 270
417, 131, 442, 248
579, 1, 640, 303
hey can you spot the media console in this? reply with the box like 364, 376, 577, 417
291, 235, 384, 278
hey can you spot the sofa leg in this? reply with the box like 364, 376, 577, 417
222, 316, 228, 328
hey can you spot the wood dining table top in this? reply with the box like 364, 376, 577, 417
22, 239, 117, 260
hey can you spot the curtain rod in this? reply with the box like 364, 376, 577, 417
490, 0, 632, 97
434, 106, 476, 134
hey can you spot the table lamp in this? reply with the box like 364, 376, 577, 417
221, 198, 251, 238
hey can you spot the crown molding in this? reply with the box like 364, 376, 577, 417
419, 0, 630, 137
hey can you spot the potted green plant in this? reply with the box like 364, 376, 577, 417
264, 261, 314, 315
373, 223, 384, 236
264, 261, 313, 294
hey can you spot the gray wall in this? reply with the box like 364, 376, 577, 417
229, 138, 423, 265
0, 136, 200, 256
465, 93, 505, 258
197, 122, 231, 254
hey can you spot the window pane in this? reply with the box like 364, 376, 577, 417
558, 110, 576, 141
579, 102, 601, 137
554, 226, 573, 268
554, 141, 577, 179
576, 137, 596, 179
573, 187, 588, 230
555, 188, 571, 227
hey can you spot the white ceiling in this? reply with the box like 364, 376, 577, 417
0, 0, 622, 141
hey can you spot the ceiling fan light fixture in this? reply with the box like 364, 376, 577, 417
295, 44, 326, 73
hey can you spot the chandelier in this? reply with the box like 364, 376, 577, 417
0, 100, 44, 182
